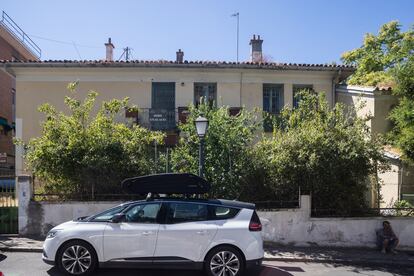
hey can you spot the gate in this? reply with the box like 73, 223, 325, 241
0, 178, 18, 234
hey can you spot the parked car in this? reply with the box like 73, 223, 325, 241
42, 174, 264, 276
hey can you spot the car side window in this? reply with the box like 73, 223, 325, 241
166, 202, 209, 224
125, 203, 161, 223
210, 206, 240, 220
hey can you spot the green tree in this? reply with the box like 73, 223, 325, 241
389, 55, 414, 162
341, 21, 414, 86
20, 82, 164, 198
170, 101, 260, 199
249, 92, 388, 212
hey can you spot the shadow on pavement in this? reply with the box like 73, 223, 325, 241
46, 265, 298, 276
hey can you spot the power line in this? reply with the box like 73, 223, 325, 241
29, 34, 101, 48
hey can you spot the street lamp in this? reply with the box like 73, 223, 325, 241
195, 116, 209, 178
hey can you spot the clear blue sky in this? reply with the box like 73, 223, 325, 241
2, 0, 413, 63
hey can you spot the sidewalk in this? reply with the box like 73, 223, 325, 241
1, 235, 414, 266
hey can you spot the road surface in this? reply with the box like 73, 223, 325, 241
0, 252, 413, 276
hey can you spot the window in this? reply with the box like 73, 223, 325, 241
263, 84, 283, 114
91, 205, 128, 222
194, 83, 216, 107
166, 202, 209, 224
293, 84, 314, 108
125, 203, 161, 223
211, 206, 240, 220
263, 84, 283, 132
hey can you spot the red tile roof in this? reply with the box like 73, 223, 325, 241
0, 59, 355, 71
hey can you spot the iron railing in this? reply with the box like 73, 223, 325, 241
255, 200, 300, 210
137, 108, 177, 131
311, 208, 414, 218
0, 11, 41, 59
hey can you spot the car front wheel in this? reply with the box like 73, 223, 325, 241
56, 240, 98, 276
205, 246, 245, 276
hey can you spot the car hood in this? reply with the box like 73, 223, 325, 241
51, 220, 79, 231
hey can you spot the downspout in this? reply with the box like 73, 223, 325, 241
332, 69, 342, 106
239, 71, 243, 107
398, 161, 403, 201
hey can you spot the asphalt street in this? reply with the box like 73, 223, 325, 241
1, 252, 413, 276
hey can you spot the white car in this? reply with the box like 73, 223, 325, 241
43, 198, 264, 276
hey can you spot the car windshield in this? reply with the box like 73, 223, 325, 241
86, 204, 130, 222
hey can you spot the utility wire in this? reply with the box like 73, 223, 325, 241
29, 34, 101, 48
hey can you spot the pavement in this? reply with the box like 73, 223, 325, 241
1, 235, 414, 267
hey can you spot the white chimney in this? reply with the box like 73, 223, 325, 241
105, 37, 115, 61
250, 34, 263, 63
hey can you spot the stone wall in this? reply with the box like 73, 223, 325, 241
17, 177, 414, 250
258, 196, 414, 250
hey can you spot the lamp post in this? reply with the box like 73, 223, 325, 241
195, 116, 208, 178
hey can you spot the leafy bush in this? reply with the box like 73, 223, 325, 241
170, 101, 260, 199
19, 82, 165, 198
249, 91, 388, 211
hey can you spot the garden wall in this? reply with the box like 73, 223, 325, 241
18, 176, 414, 250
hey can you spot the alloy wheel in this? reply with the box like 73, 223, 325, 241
61, 245, 92, 275
210, 250, 240, 276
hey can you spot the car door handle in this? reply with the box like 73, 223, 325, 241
196, 230, 207, 235
142, 231, 153, 236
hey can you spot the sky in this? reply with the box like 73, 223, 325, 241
1, 0, 413, 64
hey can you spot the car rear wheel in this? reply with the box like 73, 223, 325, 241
205, 246, 244, 276
56, 240, 98, 276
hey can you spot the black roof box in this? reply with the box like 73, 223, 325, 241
122, 173, 211, 194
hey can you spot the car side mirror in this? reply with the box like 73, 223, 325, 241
110, 213, 126, 223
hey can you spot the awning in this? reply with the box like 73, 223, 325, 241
122, 173, 211, 194
0, 117, 13, 131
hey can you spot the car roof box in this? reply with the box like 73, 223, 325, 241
121, 173, 211, 194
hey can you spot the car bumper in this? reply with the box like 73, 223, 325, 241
42, 250, 55, 265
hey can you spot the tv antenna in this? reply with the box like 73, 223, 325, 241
118, 47, 133, 61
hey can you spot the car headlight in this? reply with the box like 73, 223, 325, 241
46, 230, 60, 239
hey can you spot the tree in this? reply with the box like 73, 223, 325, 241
341, 21, 414, 86
20, 82, 165, 198
389, 54, 414, 162
170, 101, 260, 199
249, 91, 388, 212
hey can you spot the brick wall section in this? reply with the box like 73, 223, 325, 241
0, 35, 20, 173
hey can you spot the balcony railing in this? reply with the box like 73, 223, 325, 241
0, 11, 41, 59
131, 108, 177, 131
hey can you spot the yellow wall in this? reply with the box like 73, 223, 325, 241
15, 67, 337, 142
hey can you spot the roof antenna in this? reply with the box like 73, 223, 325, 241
146, 192, 153, 201
118, 47, 133, 61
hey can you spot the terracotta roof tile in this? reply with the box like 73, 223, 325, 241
0, 59, 355, 70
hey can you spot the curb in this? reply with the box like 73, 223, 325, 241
0, 247, 43, 253
263, 257, 414, 267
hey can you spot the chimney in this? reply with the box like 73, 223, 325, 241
105, 37, 115, 61
176, 49, 184, 63
249, 34, 263, 63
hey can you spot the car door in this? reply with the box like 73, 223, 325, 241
154, 202, 218, 262
103, 202, 162, 262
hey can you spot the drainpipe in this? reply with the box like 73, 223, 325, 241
398, 161, 403, 201
332, 69, 342, 106
239, 71, 243, 107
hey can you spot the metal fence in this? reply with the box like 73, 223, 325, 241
0, 11, 41, 59
0, 181, 18, 234
311, 208, 414, 218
